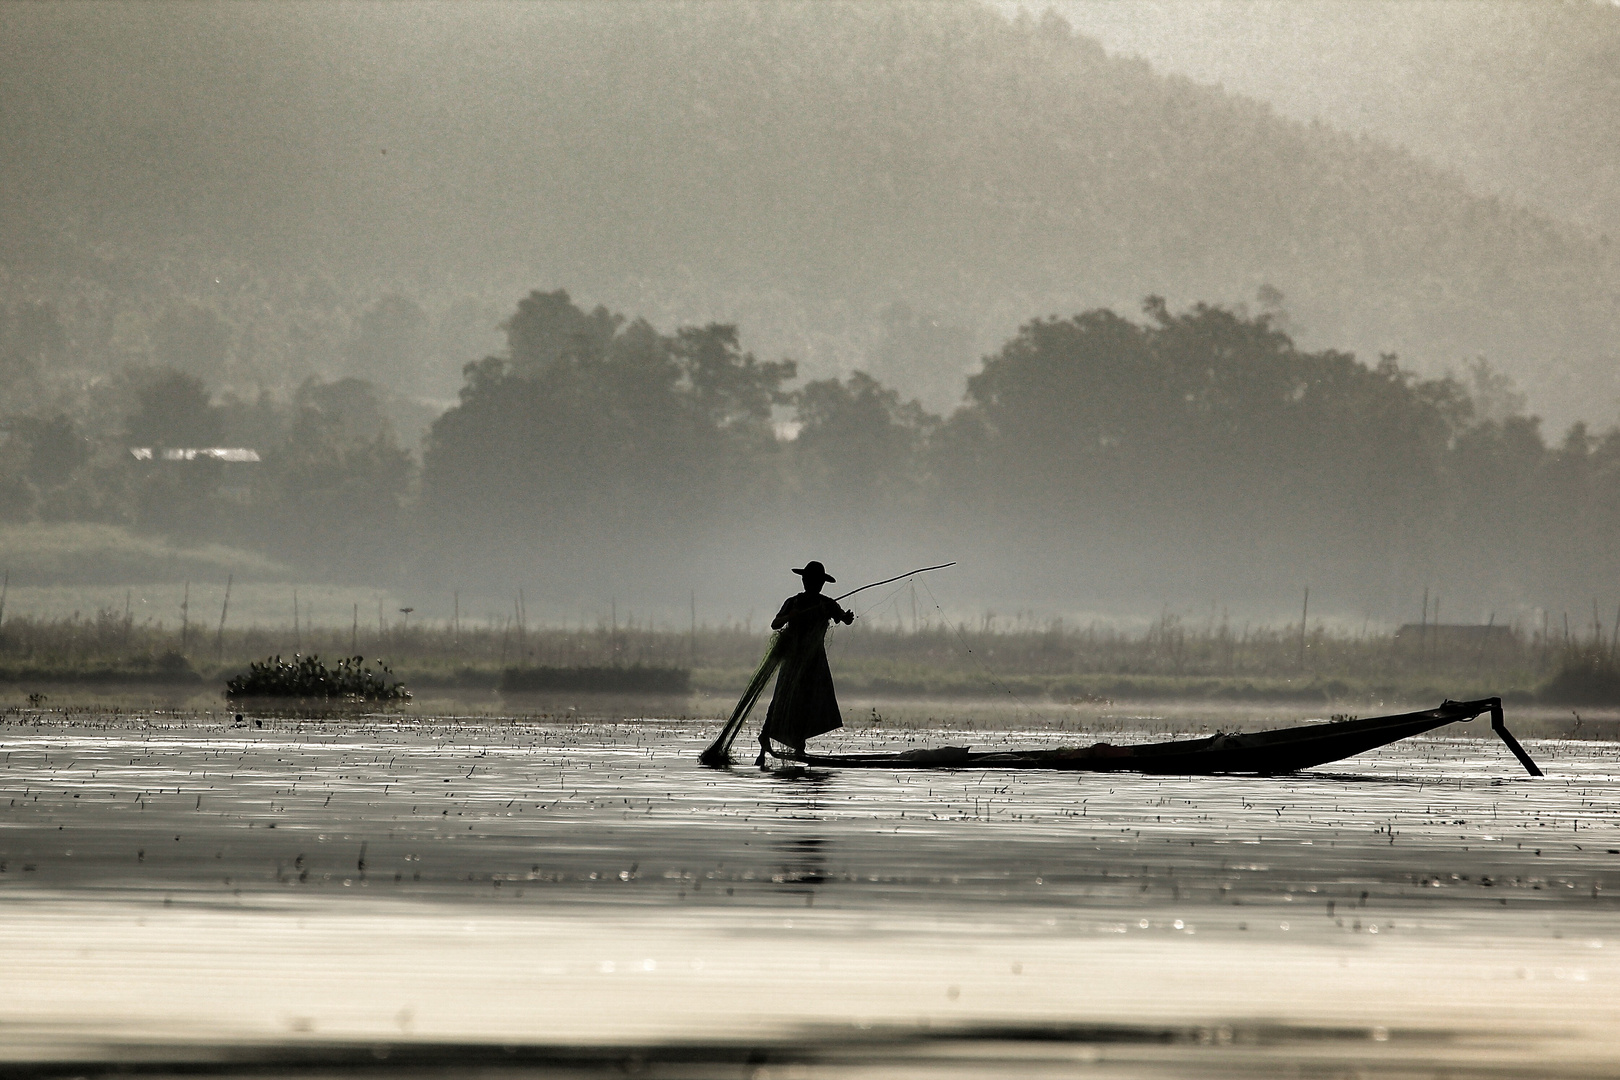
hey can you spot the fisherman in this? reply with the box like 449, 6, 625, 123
756, 561, 855, 765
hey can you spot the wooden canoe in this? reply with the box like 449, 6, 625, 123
777, 697, 1542, 776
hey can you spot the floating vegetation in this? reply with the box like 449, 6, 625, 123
226, 654, 410, 701
498, 664, 689, 694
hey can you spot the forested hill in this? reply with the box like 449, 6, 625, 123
2, 1, 1617, 425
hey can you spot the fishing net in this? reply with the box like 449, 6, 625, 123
698, 632, 785, 767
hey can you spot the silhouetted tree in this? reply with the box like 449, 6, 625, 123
673, 323, 794, 446
423, 291, 795, 546
505, 289, 623, 379
941, 298, 1478, 596
117, 369, 226, 538
794, 371, 934, 505
18, 414, 88, 489
251, 397, 412, 573
124, 369, 223, 448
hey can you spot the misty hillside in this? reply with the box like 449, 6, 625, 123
1049, 0, 1620, 241
2, 1, 1617, 424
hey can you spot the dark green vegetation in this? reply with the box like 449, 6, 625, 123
418, 290, 1620, 615
3, 287, 1620, 623
1537, 652, 1620, 708
225, 654, 409, 702
3, 605, 1616, 708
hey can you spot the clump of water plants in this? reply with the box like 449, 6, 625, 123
226, 654, 410, 701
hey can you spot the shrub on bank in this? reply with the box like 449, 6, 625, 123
1538, 653, 1620, 706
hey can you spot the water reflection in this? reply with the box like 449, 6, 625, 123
771, 836, 830, 892
0, 715, 1616, 1076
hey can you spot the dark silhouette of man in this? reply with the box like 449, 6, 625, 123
757, 561, 854, 765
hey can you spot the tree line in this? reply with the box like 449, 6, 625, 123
3, 287, 1617, 615
421, 289, 1620, 613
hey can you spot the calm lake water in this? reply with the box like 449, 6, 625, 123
2, 706, 1617, 1078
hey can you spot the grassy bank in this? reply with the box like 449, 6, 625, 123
2, 607, 1617, 708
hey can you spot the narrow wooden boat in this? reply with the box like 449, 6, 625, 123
777, 697, 1542, 776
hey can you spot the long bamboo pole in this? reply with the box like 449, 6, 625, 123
833, 562, 956, 603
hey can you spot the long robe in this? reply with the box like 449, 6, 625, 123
760, 591, 847, 751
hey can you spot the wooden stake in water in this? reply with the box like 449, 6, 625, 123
352, 602, 359, 654
293, 589, 301, 650
1298, 586, 1309, 669
1431, 594, 1441, 666
1476, 611, 1495, 668
216, 575, 231, 663
181, 580, 190, 654
1611, 602, 1619, 664
1420, 587, 1429, 667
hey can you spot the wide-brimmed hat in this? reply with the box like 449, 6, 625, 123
792, 560, 835, 584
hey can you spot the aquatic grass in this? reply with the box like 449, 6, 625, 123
1537, 648, 1620, 705
226, 654, 410, 702
0, 603, 1610, 705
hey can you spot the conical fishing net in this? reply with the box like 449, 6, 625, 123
699, 632, 784, 767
